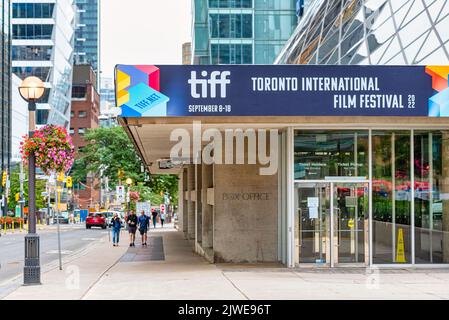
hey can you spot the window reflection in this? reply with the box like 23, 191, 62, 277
372, 131, 411, 264
414, 131, 449, 264
294, 131, 369, 180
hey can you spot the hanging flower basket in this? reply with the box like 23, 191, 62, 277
20, 125, 75, 175
129, 191, 140, 202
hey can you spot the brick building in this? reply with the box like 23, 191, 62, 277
70, 65, 100, 210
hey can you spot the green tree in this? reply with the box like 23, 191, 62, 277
70, 126, 144, 187
7, 164, 47, 211
70, 126, 179, 206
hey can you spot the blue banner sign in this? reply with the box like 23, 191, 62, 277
115, 65, 449, 117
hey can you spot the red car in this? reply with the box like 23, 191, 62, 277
86, 212, 108, 229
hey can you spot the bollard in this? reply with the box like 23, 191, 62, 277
20, 220, 23, 232
4, 222, 6, 233
12, 221, 14, 233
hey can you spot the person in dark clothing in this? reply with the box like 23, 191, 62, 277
111, 212, 122, 246
138, 211, 150, 246
151, 209, 158, 229
126, 211, 138, 247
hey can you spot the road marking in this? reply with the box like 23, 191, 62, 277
81, 238, 98, 241
46, 250, 73, 255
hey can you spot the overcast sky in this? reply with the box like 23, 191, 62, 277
100, 1, 192, 79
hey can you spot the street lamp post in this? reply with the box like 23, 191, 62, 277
19, 76, 45, 285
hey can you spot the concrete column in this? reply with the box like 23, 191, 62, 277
187, 165, 195, 240
195, 163, 203, 245
180, 168, 189, 238
442, 132, 449, 263
202, 163, 213, 249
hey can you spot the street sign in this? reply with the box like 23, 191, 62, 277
116, 185, 125, 203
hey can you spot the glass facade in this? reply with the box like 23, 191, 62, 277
1, 0, 11, 177
192, 0, 297, 65
12, 0, 75, 128
74, 0, 99, 73
294, 130, 449, 265
276, 0, 449, 65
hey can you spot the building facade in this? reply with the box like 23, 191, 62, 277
12, 0, 76, 128
10, 74, 28, 164
276, 0, 449, 65
74, 0, 99, 75
1, 0, 11, 213
99, 77, 118, 128
116, 0, 449, 268
70, 64, 100, 209
192, 0, 297, 64
182, 42, 192, 65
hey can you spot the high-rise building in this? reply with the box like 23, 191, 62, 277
70, 64, 100, 209
192, 0, 297, 65
99, 77, 118, 128
182, 42, 192, 65
11, 74, 28, 164
74, 0, 99, 74
276, 0, 449, 65
12, 0, 76, 128
1, 0, 11, 212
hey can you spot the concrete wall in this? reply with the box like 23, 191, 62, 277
213, 163, 278, 263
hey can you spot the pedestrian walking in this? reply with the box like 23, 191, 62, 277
160, 211, 166, 228
126, 210, 138, 247
138, 210, 150, 246
151, 209, 158, 229
111, 212, 122, 246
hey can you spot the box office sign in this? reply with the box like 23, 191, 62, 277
115, 65, 449, 118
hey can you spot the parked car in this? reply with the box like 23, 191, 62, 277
86, 212, 108, 229
53, 211, 69, 224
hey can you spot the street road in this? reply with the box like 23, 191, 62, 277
0, 225, 109, 294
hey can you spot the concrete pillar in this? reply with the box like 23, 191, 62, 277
442, 132, 449, 263
187, 165, 195, 240
195, 163, 203, 244
202, 163, 213, 249
180, 168, 189, 238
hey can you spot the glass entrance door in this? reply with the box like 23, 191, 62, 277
295, 182, 369, 267
333, 183, 369, 266
295, 183, 330, 265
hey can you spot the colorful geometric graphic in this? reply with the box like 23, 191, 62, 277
425, 66, 449, 117
115, 65, 169, 117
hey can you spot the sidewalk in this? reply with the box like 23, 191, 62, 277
3, 231, 127, 300
3, 224, 449, 300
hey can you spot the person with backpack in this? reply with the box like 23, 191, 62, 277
138, 210, 150, 246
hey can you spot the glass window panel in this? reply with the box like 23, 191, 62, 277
294, 131, 369, 180
414, 131, 449, 264
372, 131, 412, 264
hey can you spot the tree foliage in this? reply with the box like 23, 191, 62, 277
7, 164, 47, 210
70, 126, 178, 205
70, 126, 144, 187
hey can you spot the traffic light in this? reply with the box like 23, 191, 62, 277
1, 170, 6, 187
57, 172, 65, 182
66, 176, 73, 188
